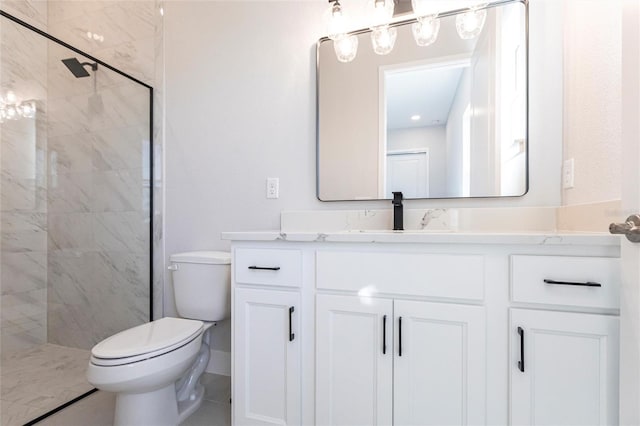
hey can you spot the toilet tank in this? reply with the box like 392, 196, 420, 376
169, 251, 231, 322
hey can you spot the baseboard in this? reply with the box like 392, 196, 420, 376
205, 349, 231, 376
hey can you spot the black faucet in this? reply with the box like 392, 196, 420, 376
392, 191, 403, 231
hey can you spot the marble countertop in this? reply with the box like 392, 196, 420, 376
221, 230, 621, 246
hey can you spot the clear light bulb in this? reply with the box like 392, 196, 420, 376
333, 34, 358, 63
367, 0, 394, 29
371, 26, 397, 55
412, 15, 440, 46
326, 1, 348, 40
456, 6, 487, 39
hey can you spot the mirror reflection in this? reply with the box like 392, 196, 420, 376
317, 0, 527, 201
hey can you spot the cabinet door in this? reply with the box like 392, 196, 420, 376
233, 288, 300, 425
394, 300, 486, 425
316, 294, 393, 426
510, 309, 619, 426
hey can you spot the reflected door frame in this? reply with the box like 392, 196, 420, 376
620, 0, 640, 423
378, 54, 472, 198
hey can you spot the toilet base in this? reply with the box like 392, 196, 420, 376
115, 385, 178, 426
177, 383, 205, 423
113, 383, 205, 426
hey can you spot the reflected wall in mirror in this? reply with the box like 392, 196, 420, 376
317, 0, 527, 201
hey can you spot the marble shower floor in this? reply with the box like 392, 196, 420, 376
1, 343, 93, 426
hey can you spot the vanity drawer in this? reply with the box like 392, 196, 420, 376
316, 251, 484, 301
511, 255, 620, 309
235, 248, 302, 287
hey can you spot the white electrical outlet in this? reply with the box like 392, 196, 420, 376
563, 158, 575, 189
266, 178, 279, 199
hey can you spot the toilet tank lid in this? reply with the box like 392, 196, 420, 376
170, 251, 231, 265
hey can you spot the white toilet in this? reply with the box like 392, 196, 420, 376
87, 251, 231, 426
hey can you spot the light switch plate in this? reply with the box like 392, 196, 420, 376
563, 158, 575, 189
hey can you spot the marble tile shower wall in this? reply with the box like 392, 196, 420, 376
0, 1, 49, 356
45, 0, 158, 348
1, 0, 162, 352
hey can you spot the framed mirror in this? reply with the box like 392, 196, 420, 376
317, 0, 527, 201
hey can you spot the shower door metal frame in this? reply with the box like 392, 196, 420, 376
0, 9, 155, 425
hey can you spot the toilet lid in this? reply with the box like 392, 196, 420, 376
91, 317, 203, 361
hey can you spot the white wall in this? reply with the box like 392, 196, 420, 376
163, 0, 564, 361
562, 0, 622, 206
163, 1, 326, 358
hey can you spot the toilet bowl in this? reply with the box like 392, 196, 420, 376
87, 251, 231, 426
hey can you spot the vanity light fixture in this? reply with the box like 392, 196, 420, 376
366, 0, 397, 55
326, 0, 359, 62
455, 3, 488, 39
326, 0, 490, 63
371, 25, 397, 55
412, 14, 440, 46
411, 0, 440, 46
0, 91, 36, 123
334, 34, 359, 63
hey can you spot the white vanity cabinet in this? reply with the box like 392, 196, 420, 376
509, 255, 620, 426
315, 249, 487, 424
315, 295, 486, 425
393, 300, 486, 426
315, 294, 393, 425
232, 249, 302, 426
226, 233, 621, 426
509, 309, 619, 426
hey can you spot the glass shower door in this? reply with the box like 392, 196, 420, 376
0, 10, 152, 425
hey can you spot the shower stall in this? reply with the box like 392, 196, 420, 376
0, 10, 152, 426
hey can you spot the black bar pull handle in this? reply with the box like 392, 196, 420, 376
517, 326, 525, 372
248, 266, 281, 271
382, 315, 387, 355
288, 306, 295, 342
398, 316, 403, 357
544, 279, 601, 287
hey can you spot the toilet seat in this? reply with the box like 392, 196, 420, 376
91, 317, 204, 366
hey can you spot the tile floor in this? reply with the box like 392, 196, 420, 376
1, 343, 93, 426
37, 373, 231, 426
1, 341, 231, 426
